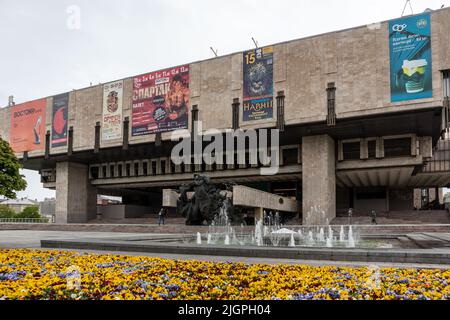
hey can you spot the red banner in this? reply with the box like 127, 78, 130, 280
132, 65, 189, 136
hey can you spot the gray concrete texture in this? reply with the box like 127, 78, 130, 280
302, 135, 336, 225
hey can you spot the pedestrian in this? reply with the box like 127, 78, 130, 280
371, 210, 377, 225
158, 207, 166, 226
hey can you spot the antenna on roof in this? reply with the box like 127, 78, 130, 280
8, 95, 14, 107
210, 47, 218, 57
251, 37, 259, 48
401, 0, 414, 16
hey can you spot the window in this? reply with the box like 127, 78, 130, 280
160, 160, 166, 174
94, 122, 100, 152
191, 105, 198, 138
343, 142, 360, 160
282, 148, 299, 165
134, 163, 139, 176
90, 167, 99, 179
143, 163, 148, 176
384, 137, 411, 157
444, 70, 449, 98
232, 98, 240, 130
326, 83, 336, 126
123, 117, 129, 149
110, 165, 115, 177
276, 91, 285, 131
368, 140, 376, 159
151, 161, 157, 175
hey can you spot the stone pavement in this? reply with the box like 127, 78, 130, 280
0, 230, 151, 248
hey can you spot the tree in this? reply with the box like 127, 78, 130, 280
16, 205, 40, 219
0, 137, 27, 199
0, 204, 16, 218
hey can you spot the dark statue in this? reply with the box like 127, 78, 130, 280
177, 174, 242, 225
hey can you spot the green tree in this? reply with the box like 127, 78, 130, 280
0, 137, 27, 199
16, 205, 40, 219
0, 204, 16, 218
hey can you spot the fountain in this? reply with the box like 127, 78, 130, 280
347, 225, 355, 248
318, 228, 325, 242
186, 175, 365, 249
289, 233, 296, 247
224, 234, 230, 245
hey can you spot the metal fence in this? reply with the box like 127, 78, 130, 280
0, 218, 52, 224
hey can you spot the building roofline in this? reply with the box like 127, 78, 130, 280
3, 6, 449, 109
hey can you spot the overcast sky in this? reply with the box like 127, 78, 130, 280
0, 0, 448, 200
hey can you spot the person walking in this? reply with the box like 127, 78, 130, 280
371, 210, 377, 225
158, 207, 166, 226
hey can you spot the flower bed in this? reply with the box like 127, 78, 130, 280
0, 249, 449, 300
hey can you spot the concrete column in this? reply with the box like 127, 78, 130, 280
254, 207, 264, 222
360, 139, 368, 160
55, 162, 97, 223
302, 135, 336, 225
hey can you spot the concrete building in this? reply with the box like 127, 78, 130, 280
1, 9, 450, 225
1, 198, 38, 214
39, 198, 55, 220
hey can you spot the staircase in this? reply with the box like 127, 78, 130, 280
332, 210, 450, 225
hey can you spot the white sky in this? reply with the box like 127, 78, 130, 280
1, 0, 449, 200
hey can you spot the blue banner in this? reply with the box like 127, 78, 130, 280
389, 13, 432, 102
243, 46, 274, 121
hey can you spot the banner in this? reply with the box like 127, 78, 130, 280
51, 93, 69, 147
243, 46, 274, 121
389, 13, 432, 102
9, 98, 46, 153
132, 65, 189, 136
102, 80, 123, 141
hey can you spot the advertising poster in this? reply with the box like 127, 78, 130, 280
9, 98, 46, 153
132, 65, 189, 136
389, 13, 432, 102
102, 80, 123, 141
243, 46, 274, 121
51, 93, 69, 147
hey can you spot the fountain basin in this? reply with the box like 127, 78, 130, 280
41, 235, 450, 265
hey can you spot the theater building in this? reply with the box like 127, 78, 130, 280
1, 9, 450, 225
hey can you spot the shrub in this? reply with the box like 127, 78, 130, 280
16, 206, 41, 219
0, 204, 16, 218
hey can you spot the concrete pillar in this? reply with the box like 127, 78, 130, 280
55, 162, 97, 223
301, 135, 336, 225
254, 207, 264, 222
360, 139, 368, 160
